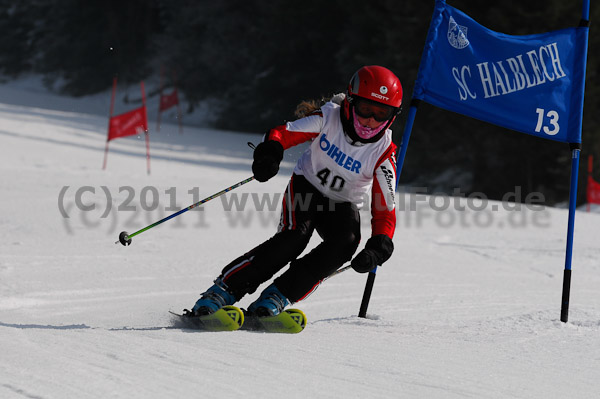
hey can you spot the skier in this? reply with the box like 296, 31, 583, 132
191, 65, 401, 317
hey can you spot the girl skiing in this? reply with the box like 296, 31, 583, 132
190, 65, 401, 317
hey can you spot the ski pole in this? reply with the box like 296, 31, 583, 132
116, 176, 255, 246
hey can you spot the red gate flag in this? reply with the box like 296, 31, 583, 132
587, 176, 600, 205
159, 89, 179, 111
103, 79, 151, 174
108, 106, 148, 141
588, 155, 600, 207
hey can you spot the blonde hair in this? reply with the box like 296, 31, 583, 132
293, 93, 346, 118
294, 99, 323, 118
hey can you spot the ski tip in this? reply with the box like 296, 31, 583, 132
284, 308, 307, 330
241, 308, 307, 333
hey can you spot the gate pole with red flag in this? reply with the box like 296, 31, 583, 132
173, 70, 183, 134
156, 66, 164, 133
141, 81, 151, 175
102, 77, 117, 170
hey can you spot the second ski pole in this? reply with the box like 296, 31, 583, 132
116, 176, 255, 246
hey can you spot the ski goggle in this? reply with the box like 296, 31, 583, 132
353, 98, 396, 122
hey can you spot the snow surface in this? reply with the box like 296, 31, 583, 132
1, 77, 599, 399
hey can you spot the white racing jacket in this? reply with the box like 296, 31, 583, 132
266, 101, 397, 239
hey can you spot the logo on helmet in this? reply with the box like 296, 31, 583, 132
379, 86, 388, 95
371, 92, 389, 101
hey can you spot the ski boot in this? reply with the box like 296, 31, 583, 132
247, 283, 290, 317
190, 279, 236, 316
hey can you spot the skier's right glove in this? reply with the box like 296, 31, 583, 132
351, 235, 394, 273
252, 140, 284, 182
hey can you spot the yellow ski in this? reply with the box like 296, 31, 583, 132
171, 305, 244, 331
243, 308, 307, 334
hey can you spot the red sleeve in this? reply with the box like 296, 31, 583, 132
370, 143, 397, 239
266, 125, 317, 149
265, 112, 322, 150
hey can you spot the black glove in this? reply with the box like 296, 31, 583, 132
252, 140, 284, 182
351, 235, 394, 273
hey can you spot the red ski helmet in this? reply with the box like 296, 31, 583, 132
348, 65, 403, 108
341, 66, 403, 143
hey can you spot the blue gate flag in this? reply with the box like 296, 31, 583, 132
414, 0, 589, 144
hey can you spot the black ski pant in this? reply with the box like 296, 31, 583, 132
218, 174, 361, 303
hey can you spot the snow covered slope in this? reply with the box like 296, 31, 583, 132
1, 80, 599, 398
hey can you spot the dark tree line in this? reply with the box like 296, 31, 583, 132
1, 0, 598, 205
